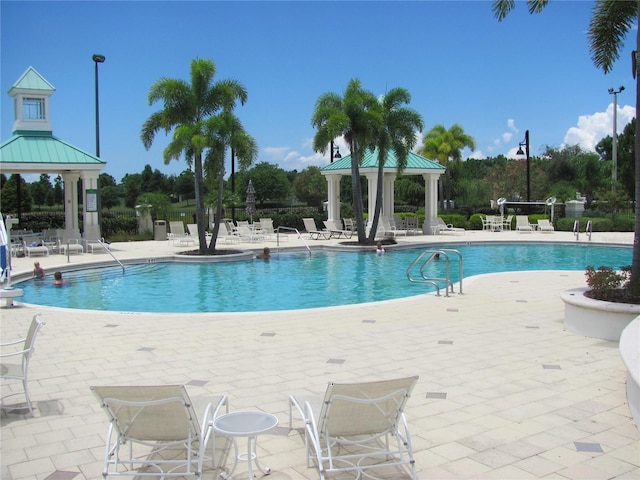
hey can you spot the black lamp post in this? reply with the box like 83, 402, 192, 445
516, 129, 530, 205
92, 54, 106, 157
608, 86, 624, 191
329, 140, 342, 163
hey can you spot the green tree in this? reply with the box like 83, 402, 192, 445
418, 124, 476, 210
174, 169, 196, 202
100, 185, 121, 210
596, 118, 636, 197
238, 162, 290, 205
493, 0, 640, 285
203, 110, 257, 252
53, 175, 63, 204
312, 78, 382, 242
294, 166, 327, 209
30, 174, 52, 209
0, 174, 32, 214
136, 192, 171, 222
141, 58, 249, 253
369, 88, 423, 242
122, 173, 143, 208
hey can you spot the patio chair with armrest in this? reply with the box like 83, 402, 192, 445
0, 314, 45, 415
289, 375, 419, 480
91, 384, 228, 479
303, 218, 331, 240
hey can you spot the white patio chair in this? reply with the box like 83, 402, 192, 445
289, 376, 419, 480
0, 314, 45, 415
91, 385, 228, 479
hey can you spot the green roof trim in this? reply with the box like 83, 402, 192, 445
321, 148, 445, 172
0, 131, 105, 166
10, 66, 55, 92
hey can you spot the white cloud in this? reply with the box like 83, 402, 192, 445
563, 103, 636, 151
469, 150, 485, 159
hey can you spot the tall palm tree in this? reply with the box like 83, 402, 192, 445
418, 124, 476, 210
141, 58, 248, 253
312, 79, 382, 242
203, 111, 257, 253
493, 0, 640, 286
369, 89, 424, 242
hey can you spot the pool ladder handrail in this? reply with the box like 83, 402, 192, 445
406, 248, 463, 297
573, 220, 592, 241
97, 238, 125, 273
276, 226, 311, 256
573, 220, 580, 241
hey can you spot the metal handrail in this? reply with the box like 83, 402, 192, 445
276, 226, 311, 256
586, 220, 592, 241
406, 248, 463, 297
573, 220, 580, 241
92, 238, 125, 273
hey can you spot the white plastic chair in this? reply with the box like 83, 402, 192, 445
0, 314, 45, 415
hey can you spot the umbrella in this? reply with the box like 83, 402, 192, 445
245, 180, 256, 224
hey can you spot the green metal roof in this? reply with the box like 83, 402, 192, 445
0, 131, 105, 166
321, 148, 445, 172
10, 66, 55, 92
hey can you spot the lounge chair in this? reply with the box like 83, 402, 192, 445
236, 225, 264, 242
22, 239, 50, 256
537, 219, 555, 232
404, 216, 420, 235
433, 217, 465, 235
187, 224, 212, 242
169, 222, 196, 246
58, 239, 83, 255
515, 215, 534, 233
0, 314, 45, 415
91, 385, 228, 479
342, 218, 356, 232
258, 218, 279, 241
303, 218, 330, 240
215, 222, 239, 244
323, 220, 353, 239
289, 376, 419, 480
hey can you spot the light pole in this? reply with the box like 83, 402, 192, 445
516, 129, 530, 208
608, 86, 624, 191
92, 54, 106, 157
329, 140, 342, 163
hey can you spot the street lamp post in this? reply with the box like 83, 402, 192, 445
329, 140, 342, 163
608, 86, 624, 191
516, 129, 530, 208
92, 54, 106, 157
92, 54, 106, 235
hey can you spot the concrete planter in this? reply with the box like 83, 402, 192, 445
561, 287, 640, 341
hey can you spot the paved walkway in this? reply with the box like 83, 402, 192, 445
1, 229, 638, 479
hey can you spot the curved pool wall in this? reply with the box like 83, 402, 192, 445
13, 242, 633, 314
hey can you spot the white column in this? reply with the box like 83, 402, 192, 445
365, 173, 377, 235
422, 173, 440, 234
325, 174, 342, 223
82, 171, 101, 239
383, 173, 396, 222
62, 172, 80, 240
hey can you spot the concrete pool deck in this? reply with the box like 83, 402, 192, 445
1, 229, 638, 479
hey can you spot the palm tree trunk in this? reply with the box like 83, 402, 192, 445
351, 143, 367, 243
194, 152, 207, 253
368, 152, 386, 243
207, 158, 225, 254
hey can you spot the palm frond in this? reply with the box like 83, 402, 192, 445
588, 0, 637, 74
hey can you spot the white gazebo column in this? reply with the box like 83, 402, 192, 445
325, 174, 342, 223
365, 173, 378, 234
422, 172, 440, 235
82, 171, 101, 239
383, 172, 397, 222
62, 172, 81, 240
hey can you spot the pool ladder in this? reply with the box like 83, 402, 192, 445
573, 220, 592, 241
276, 226, 311, 256
406, 249, 463, 297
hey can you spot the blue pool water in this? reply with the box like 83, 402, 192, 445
16, 243, 632, 313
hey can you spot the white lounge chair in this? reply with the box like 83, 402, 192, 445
215, 222, 239, 244
405, 216, 420, 234
187, 224, 212, 242
537, 219, 555, 232
236, 225, 264, 242
22, 240, 50, 256
343, 218, 357, 232
169, 222, 196, 246
433, 217, 465, 235
91, 385, 228, 479
289, 376, 419, 480
0, 314, 45, 415
303, 218, 330, 240
323, 220, 353, 239
516, 215, 534, 233
258, 218, 280, 241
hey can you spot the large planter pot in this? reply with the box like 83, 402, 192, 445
561, 287, 640, 341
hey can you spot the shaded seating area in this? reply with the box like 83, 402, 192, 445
91, 384, 228, 479
0, 314, 45, 415
289, 376, 419, 480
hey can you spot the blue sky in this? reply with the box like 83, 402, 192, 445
1, 0, 636, 183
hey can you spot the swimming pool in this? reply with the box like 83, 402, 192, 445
17, 243, 631, 313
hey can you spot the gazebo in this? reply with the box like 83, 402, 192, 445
320, 149, 446, 235
0, 67, 106, 240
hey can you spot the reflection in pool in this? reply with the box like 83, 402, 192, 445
17, 243, 631, 313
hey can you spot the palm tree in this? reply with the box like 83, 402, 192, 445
312, 78, 382, 243
493, 0, 640, 287
141, 58, 248, 253
369, 89, 424, 242
418, 124, 476, 210
203, 111, 257, 253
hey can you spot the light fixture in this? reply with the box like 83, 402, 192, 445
517, 130, 530, 206
333, 144, 342, 159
